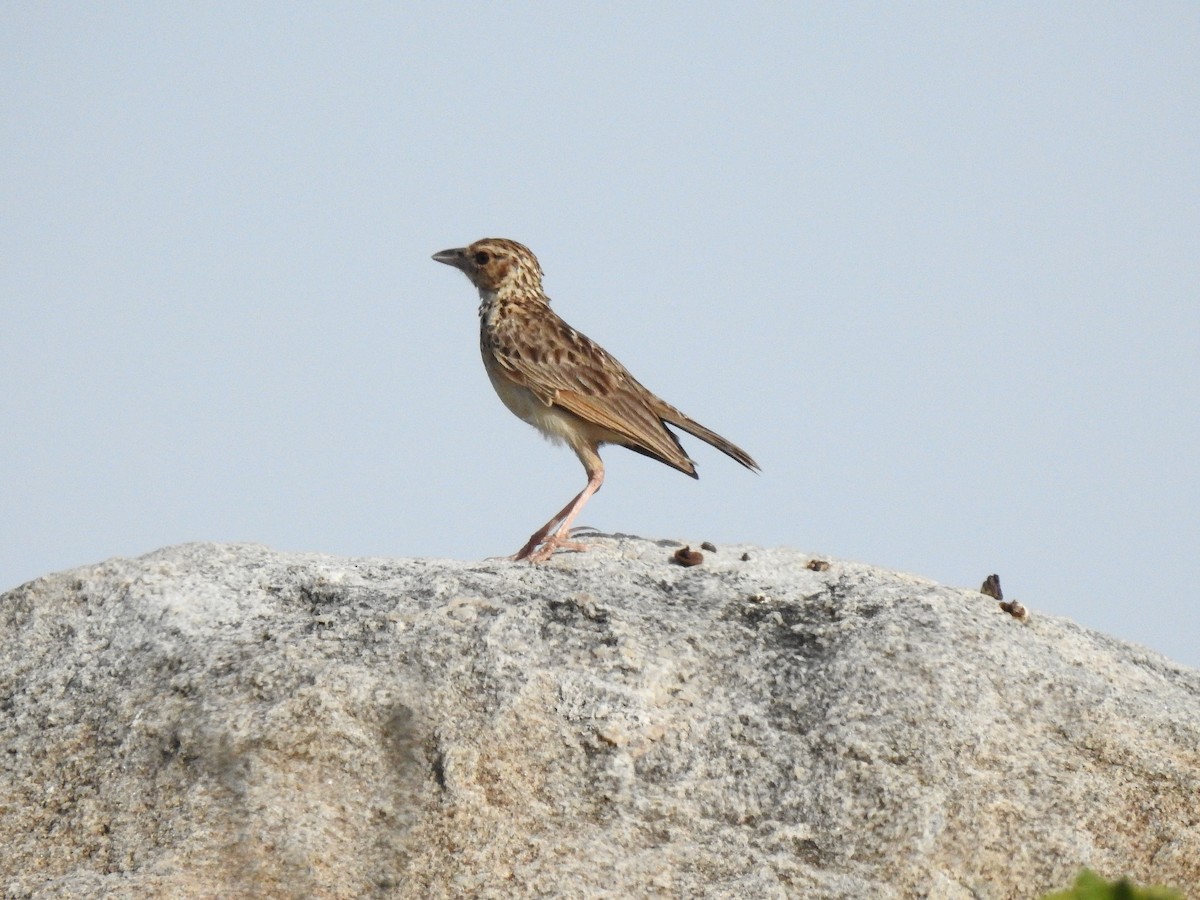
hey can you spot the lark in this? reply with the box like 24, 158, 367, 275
432, 238, 759, 563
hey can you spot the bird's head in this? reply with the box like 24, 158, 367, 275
431, 238, 545, 297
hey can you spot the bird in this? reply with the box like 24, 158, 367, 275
431, 238, 759, 563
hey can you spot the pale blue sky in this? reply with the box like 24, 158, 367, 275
3, 4, 1198, 667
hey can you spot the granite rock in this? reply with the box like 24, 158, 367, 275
2, 537, 1197, 898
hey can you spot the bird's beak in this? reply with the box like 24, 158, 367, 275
432, 247, 471, 272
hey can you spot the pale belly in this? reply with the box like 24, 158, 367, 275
483, 354, 582, 448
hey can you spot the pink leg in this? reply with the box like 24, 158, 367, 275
513, 462, 604, 563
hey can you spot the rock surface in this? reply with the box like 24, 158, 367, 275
1, 537, 1197, 899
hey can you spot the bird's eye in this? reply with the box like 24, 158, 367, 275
474, 251, 491, 265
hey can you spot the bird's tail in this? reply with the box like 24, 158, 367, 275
658, 404, 760, 473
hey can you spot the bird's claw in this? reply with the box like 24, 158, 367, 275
513, 533, 589, 563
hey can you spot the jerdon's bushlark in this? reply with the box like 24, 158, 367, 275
432, 238, 759, 563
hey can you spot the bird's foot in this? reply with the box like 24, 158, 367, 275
512, 531, 589, 563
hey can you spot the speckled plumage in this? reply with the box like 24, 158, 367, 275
433, 238, 758, 562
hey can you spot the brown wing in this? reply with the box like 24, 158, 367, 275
487, 301, 758, 476
555, 386, 698, 475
